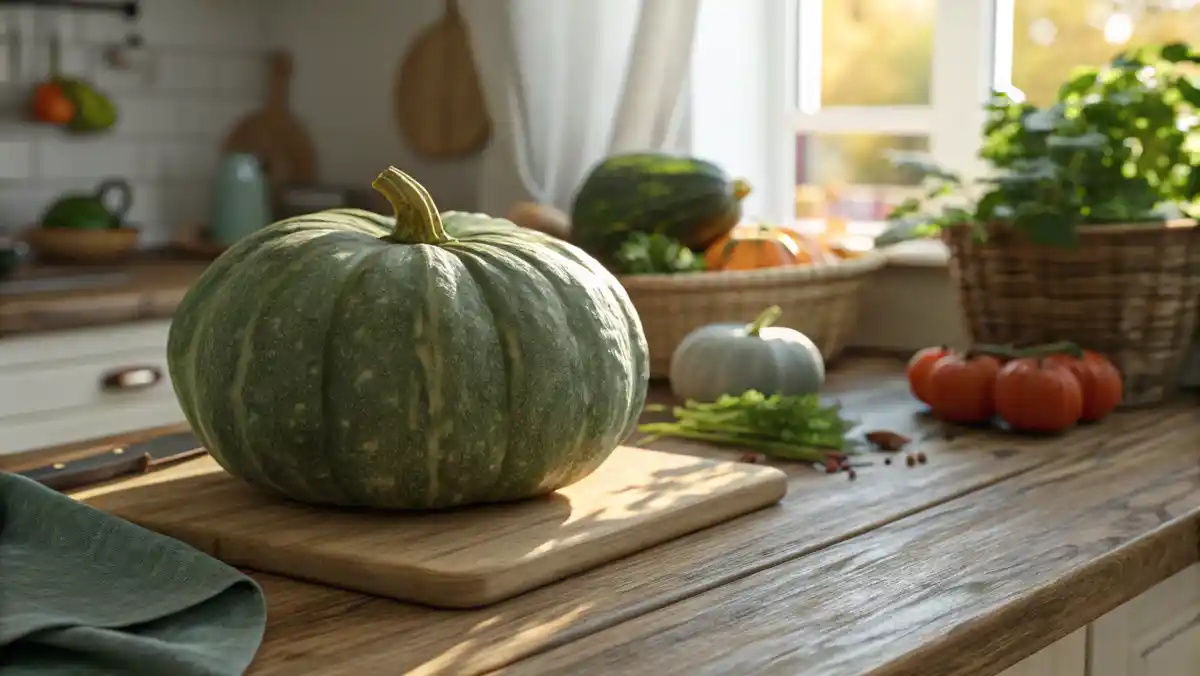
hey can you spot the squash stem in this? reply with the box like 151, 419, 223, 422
732, 179, 752, 201
371, 166, 453, 245
746, 305, 783, 337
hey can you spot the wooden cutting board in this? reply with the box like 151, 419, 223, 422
394, 0, 491, 158
81, 446, 787, 609
223, 50, 318, 202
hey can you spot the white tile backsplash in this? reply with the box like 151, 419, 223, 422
0, 139, 32, 179
0, 1, 270, 246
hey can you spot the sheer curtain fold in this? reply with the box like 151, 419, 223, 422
459, 0, 702, 215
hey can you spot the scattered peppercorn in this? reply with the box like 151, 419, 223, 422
916, 451, 928, 464
847, 469, 857, 481
905, 454, 916, 467
884, 457, 892, 465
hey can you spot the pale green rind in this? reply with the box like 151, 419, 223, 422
668, 324, 825, 403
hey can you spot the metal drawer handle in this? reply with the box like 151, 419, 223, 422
101, 365, 163, 392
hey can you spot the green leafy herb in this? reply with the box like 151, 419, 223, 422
875, 41, 1199, 249
613, 231, 706, 275
638, 390, 856, 462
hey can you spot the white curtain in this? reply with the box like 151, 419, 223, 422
458, 0, 703, 215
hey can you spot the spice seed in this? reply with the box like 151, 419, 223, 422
884, 457, 892, 465
916, 451, 928, 464
905, 454, 916, 467
847, 469, 857, 481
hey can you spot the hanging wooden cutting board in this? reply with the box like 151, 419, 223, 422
394, 0, 491, 158
222, 50, 318, 202
81, 446, 787, 609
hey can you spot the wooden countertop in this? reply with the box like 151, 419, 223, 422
10, 358, 1200, 675
0, 254, 209, 336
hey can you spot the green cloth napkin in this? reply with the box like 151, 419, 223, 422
0, 472, 267, 675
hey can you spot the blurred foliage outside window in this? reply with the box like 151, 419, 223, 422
798, 0, 1200, 220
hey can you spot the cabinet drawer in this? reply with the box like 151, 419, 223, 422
0, 347, 175, 419
0, 319, 186, 454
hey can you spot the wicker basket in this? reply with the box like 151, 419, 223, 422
619, 251, 887, 377
944, 219, 1200, 406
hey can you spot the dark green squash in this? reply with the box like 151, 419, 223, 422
569, 152, 751, 263
167, 166, 649, 511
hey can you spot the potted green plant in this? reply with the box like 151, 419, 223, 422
876, 41, 1199, 405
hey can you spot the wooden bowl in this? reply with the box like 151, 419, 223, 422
26, 226, 140, 264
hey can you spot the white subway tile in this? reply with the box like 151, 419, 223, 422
0, 140, 32, 179
123, 180, 161, 229
116, 98, 178, 136
78, 12, 129, 45
0, 184, 54, 228
142, 0, 262, 49
136, 140, 218, 181
157, 52, 220, 92
91, 63, 152, 93
175, 99, 254, 136
36, 138, 140, 179
218, 55, 265, 96
59, 46, 96, 79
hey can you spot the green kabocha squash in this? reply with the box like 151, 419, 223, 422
668, 306, 825, 403
167, 166, 650, 511
569, 152, 751, 263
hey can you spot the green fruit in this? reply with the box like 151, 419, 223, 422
569, 152, 751, 263
57, 78, 117, 133
167, 166, 650, 511
668, 306, 825, 403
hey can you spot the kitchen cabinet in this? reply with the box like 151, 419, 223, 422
1090, 563, 1200, 676
0, 319, 185, 454
999, 629, 1086, 676
995, 566, 1200, 676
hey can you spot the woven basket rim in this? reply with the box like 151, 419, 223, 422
947, 217, 1197, 238
617, 249, 887, 290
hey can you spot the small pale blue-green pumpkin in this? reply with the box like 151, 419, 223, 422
668, 306, 825, 402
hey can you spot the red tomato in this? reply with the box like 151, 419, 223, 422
906, 345, 952, 406
926, 353, 1003, 424
994, 358, 1083, 433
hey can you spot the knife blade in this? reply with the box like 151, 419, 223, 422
15, 431, 207, 492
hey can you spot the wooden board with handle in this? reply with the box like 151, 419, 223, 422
223, 50, 318, 201
395, 0, 491, 158
81, 446, 787, 609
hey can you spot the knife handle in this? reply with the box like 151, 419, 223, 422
101, 365, 163, 392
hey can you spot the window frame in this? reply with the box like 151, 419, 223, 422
775, 0, 1011, 227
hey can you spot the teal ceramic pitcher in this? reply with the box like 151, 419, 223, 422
210, 153, 270, 246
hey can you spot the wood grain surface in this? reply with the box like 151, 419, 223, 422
0, 257, 206, 336
116, 362, 1136, 675
502, 402, 1200, 676
81, 447, 788, 609
45, 359, 1198, 675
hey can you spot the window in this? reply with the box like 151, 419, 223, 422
787, 0, 1200, 233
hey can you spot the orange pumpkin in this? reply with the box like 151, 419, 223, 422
926, 353, 1003, 424
705, 224, 837, 271
994, 358, 1083, 433
704, 226, 802, 271
906, 345, 952, 406
777, 229, 840, 265
1043, 351, 1123, 422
